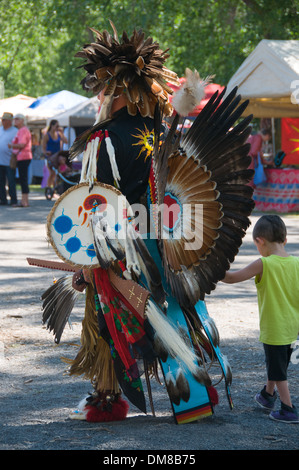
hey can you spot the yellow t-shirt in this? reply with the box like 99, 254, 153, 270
255, 255, 299, 345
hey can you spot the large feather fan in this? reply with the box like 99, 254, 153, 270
151, 85, 255, 307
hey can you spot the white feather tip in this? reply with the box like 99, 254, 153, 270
172, 68, 209, 117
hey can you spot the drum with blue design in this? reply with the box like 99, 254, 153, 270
47, 182, 128, 268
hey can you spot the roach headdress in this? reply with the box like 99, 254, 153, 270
76, 20, 180, 120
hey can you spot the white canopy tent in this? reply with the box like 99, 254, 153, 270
226, 40, 299, 118
48, 95, 99, 128
25, 90, 88, 125
0, 94, 36, 118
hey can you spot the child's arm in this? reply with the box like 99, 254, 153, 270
222, 259, 263, 284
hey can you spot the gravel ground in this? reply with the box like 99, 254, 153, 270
0, 189, 298, 453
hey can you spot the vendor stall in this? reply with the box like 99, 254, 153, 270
25, 90, 88, 127
253, 168, 299, 213
225, 39, 299, 119
0, 94, 36, 116
226, 39, 299, 213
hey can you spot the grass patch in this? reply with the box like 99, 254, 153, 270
28, 185, 44, 193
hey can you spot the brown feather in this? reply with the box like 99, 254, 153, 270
176, 368, 190, 402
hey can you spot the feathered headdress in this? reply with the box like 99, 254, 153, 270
75, 20, 180, 120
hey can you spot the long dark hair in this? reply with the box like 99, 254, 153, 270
48, 120, 59, 132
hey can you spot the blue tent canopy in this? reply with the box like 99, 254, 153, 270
26, 90, 88, 122
29, 92, 57, 109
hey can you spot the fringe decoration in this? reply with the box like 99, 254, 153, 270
62, 283, 119, 392
104, 130, 121, 188
80, 134, 101, 188
94, 268, 142, 370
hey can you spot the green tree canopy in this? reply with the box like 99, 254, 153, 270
1, 0, 298, 98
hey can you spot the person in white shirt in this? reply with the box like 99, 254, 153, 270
0, 112, 18, 206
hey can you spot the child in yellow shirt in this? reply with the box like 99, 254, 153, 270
222, 215, 299, 423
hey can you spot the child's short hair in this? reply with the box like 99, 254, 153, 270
252, 215, 286, 243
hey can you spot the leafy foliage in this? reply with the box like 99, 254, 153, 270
1, 0, 298, 98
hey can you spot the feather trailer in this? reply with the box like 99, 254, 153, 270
145, 298, 210, 385
192, 365, 212, 387
175, 367, 190, 402
165, 369, 180, 405
172, 68, 209, 117
222, 355, 232, 386
153, 334, 169, 362
41, 275, 80, 344
201, 315, 220, 348
178, 325, 192, 348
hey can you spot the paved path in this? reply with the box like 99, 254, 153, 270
0, 190, 298, 451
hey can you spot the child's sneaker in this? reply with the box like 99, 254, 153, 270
255, 385, 277, 410
270, 404, 299, 423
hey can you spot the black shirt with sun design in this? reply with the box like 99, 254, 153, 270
95, 107, 155, 205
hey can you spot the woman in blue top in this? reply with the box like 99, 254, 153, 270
42, 119, 67, 195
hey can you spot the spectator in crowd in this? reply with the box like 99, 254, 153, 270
9, 114, 32, 207
42, 120, 67, 198
0, 112, 18, 206
248, 128, 271, 168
